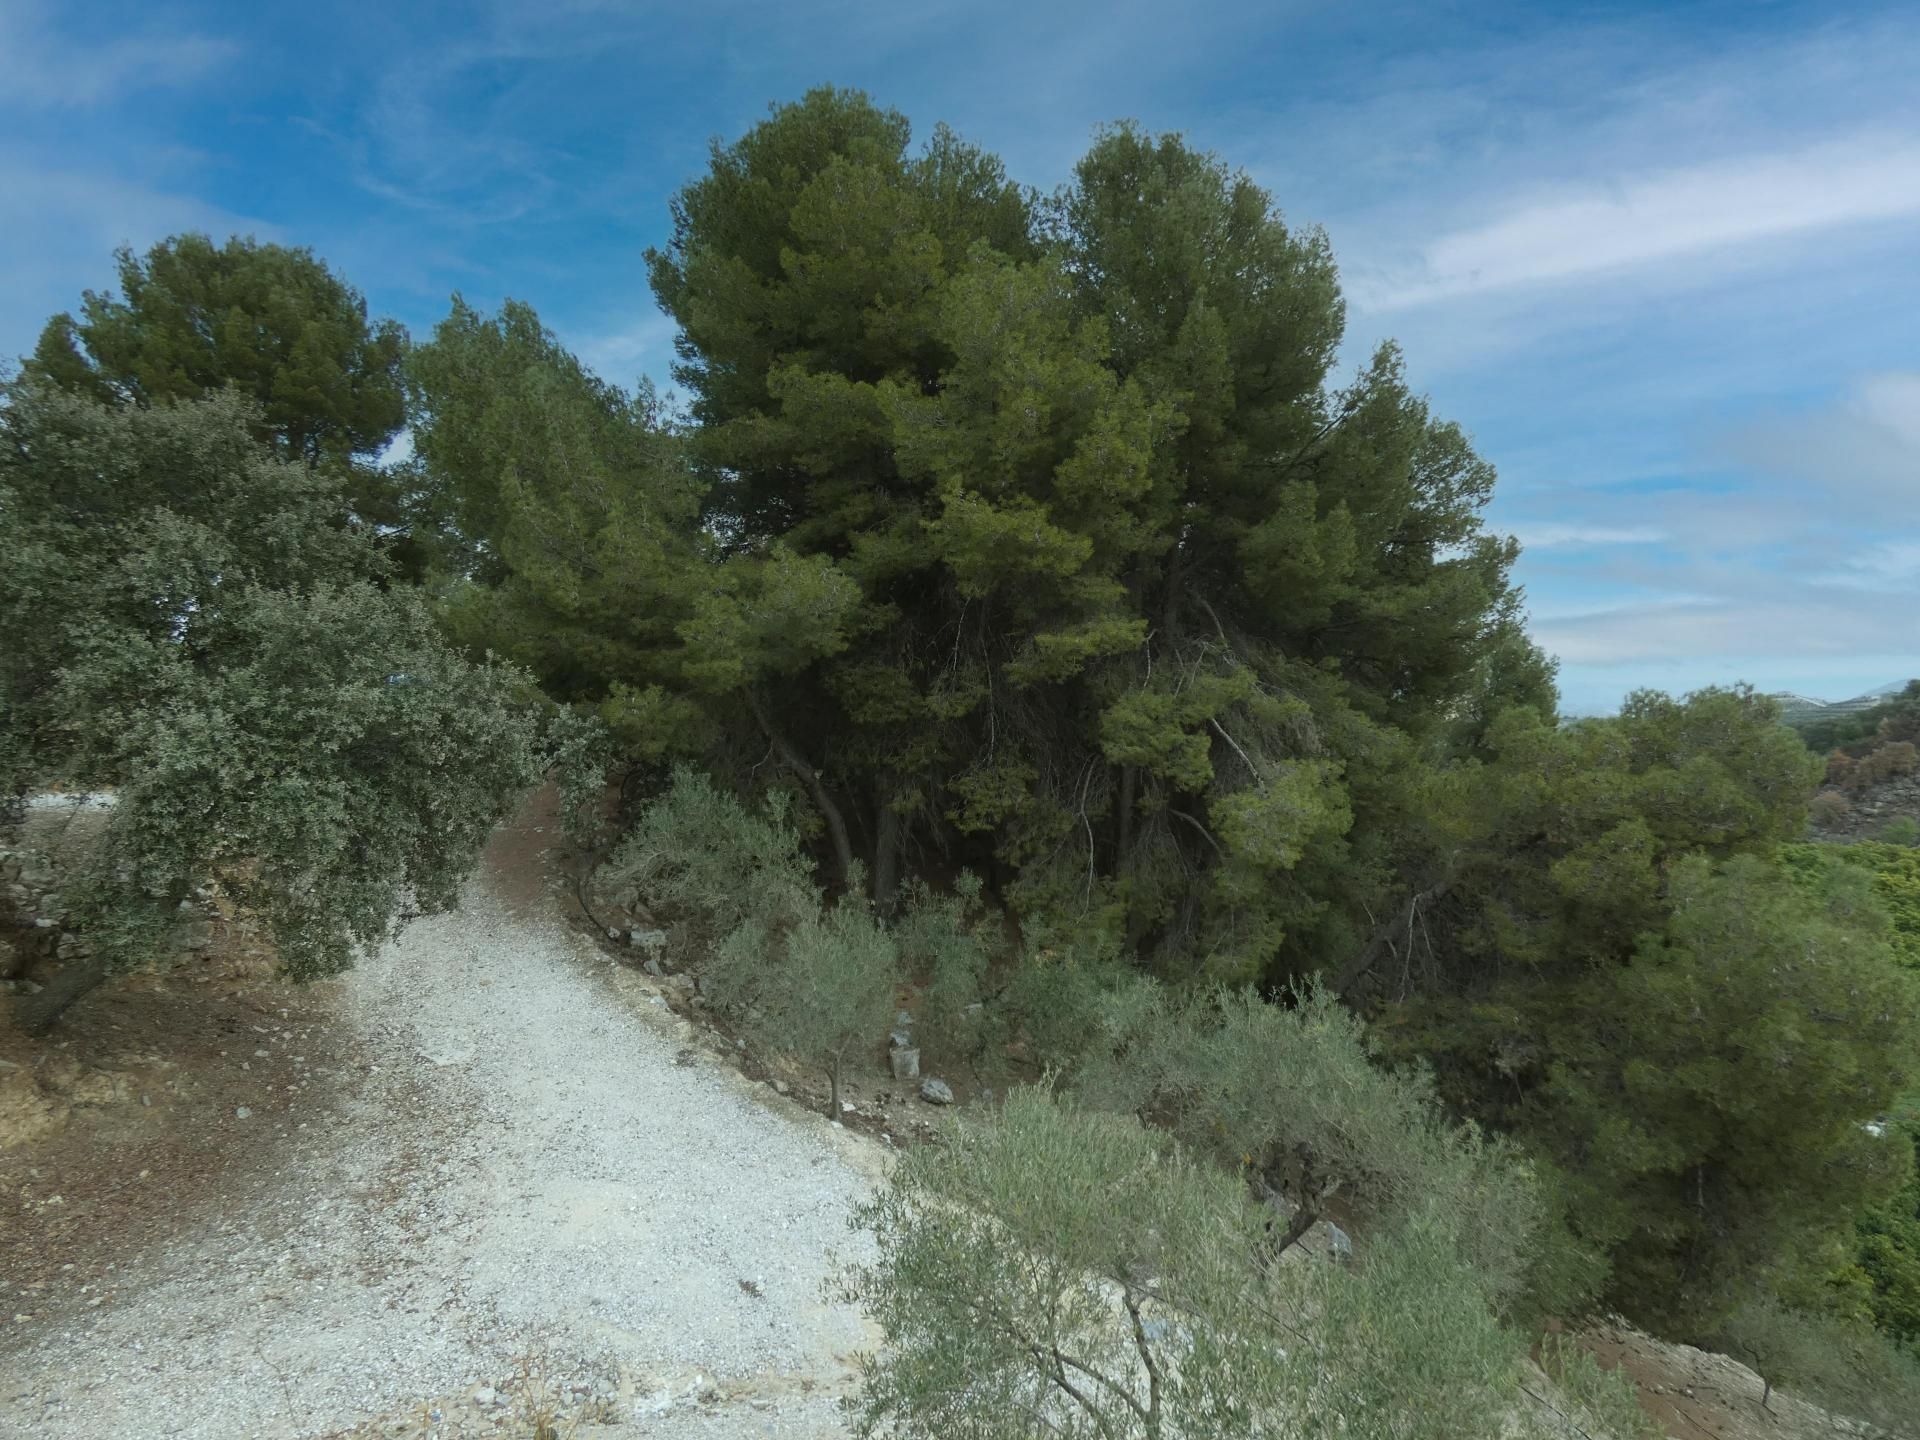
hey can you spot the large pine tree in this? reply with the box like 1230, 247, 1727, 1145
634, 89, 1538, 979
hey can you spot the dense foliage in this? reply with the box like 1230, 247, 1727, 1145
844, 1086, 1647, 1440
23, 234, 410, 528
10, 82, 1920, 1432
416, 89, 1549, 988
1783, 841, 1920, 971
1373, 691, 1918, 1327
0, 381, 541, 1030
1848, 1099, 1920, 1353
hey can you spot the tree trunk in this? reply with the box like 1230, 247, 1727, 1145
872, 804, 903, 913
1115, 764, 1137, 862
1330, 876, 1455, 998
745, 689, 856, 885
827, 1056, 842, 1120
1271, 1202, 1319, 1258
1160, 539, 1187, 641
12, 952, 112, 1036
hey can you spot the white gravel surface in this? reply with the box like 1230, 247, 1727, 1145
2, 876, 880, 1438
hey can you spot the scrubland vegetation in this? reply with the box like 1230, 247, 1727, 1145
5, 87, 1919, 1435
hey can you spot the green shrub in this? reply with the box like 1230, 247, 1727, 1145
1849, 1099, 1920, 1353
1782, 840, 1920, 971
1711, 1296, 1920, 1436
1087, 984, 1565, 1317
996, 934, 1166, 1083
706, 885, 899, 1116
1808, 789, 1853, 828
894, 872, 1003, 1069
597, 766, 818, 939
843, 1086, 1541, 1440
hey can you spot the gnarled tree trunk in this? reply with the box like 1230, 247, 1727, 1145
746, 688, 856, 886
12, 952, 111, 1036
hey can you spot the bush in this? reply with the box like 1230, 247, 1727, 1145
1884, 816, 1920, 847
997, 933, 1167, 1082
843, 1086, 1544, 1440
1085, 984, 1567, 1317
1711, 1296, 1920, 1436
604, 771, 896, 1115
705, 885, 899, 1116
1808, 790, 1853, 828
893, 873, 1002, 1069
1847, 1099, 1920, 1354
597, 766, 818, 939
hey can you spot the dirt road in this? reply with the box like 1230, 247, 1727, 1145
1, 814, 879, 1438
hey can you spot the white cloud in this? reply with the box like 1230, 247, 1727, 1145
1360, 134, 1920, 311
0, 3, 235, 108
0, 158, 272, 364
572, 309, 677, 386
1506, 522, 1666, 549
1534, 595, 1918, 666
1722, 370, 1920, 512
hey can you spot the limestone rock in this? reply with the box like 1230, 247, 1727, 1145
1, 1066, 70, 1148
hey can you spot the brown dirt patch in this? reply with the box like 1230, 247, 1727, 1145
0, 932, 356, 1326
1573, 1319, 1886, 1440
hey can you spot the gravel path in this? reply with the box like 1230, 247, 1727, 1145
2, 856, 880, 1438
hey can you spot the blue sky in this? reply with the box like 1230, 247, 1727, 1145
3, 0, 1916, 713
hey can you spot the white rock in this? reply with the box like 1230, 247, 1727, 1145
919, 1078, 954, 1105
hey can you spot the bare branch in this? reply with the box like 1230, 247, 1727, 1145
1209, 717, 1265, 786
1168, 807, 1225, 857
1123, 1291, 1165, 1428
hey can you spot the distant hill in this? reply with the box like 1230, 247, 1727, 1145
1770, 683, 1910, 728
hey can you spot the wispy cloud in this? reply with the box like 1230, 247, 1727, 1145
1725, 370, 1920, 507
572, 309, 677, 389
1359, 134, 1920, 311
1817, 539, 1920, 591
0, 157, 271, 365
1535, 594, 1917, 666
1505, 522, 1667, 549
1509, 367, 1920, 688
0, 2, 235, 108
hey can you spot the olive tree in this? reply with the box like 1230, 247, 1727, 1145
1079, 985, 1564, 1313
1, 381, 541, 1032
708, 891, 899, 1117
600, 769, 898, 1115
842, 1087, 1609, 1440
